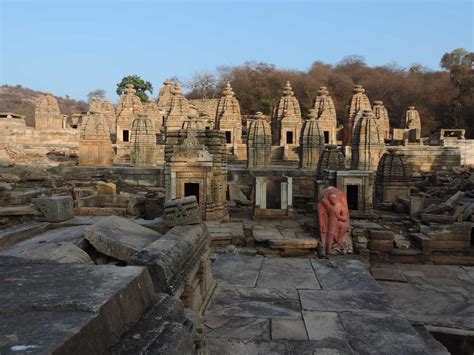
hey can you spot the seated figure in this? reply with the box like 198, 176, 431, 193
318, 186, 353, 256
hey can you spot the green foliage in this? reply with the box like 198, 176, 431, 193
258, 99, 273, 115
116, 75, 153, 103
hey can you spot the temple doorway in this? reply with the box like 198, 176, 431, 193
185, 183, 200, 204
347, 185, 358, 210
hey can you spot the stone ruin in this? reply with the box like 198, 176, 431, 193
247, 112, 272, 169
344, 84, 372, 145
215, 82, 242, 145
375, 148, 411, 203
78, 111, 113, 166
313, 86, 337, 144
404, 105, 422, 140
351, 109, 385, 171
2, 76, 474, 355
144, 99, 163, 135
164, 82, 191, 133
101, 97, 117, 135
372, 100, 390, 140
299, 108, 325, 169
34, 92, 62, 130
116, 84, 143, 144
272, 81, 303, 146
130, 113, 156, 167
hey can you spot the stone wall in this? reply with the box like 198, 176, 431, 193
391, 146, 461, 173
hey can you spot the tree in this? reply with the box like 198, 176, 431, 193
184, 71, 217, 99
440, 48, 474, 128
116, 75, 153, 103
87, 89, 105, 102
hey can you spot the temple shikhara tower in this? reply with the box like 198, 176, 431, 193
272, 81, 302, 146
144, 100, 163, 135
299, 109, 325, 169
157, 79, 175, 114
313, 86, 337, 144
373, 100, 390, 140
215, 82, 242, 144
116, 84, 143, 143
130, 113, 156, 167
34, 92, 62, 130
351, 110, 385, 170
344, 85, 371, 145
247, 112, 272, 169
165, 82, 190, 132
101, 98, 117, 135
78, 111, 113, 166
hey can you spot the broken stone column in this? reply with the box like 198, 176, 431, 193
34, 92, 62, 130
32, 195, 74, 222
130, 113, 156, 167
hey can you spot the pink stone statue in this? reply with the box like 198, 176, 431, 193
318, 186, 353, 256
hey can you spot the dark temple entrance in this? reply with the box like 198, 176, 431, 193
184, 183, 200, 204
347, 185, 358, 210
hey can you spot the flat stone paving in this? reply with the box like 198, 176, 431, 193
205, 255, 432, 354
372, 263, 474, 331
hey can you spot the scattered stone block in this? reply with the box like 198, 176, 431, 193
85, 216, 161, 260
33, 195, 74, 222
96, 181, 116, 195
164, 196, 201, 227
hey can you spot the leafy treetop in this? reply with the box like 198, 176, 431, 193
116, 75, 153, 103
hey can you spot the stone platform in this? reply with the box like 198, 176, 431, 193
204, 255, 437, 354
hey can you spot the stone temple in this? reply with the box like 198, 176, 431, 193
1, 76, 473, 355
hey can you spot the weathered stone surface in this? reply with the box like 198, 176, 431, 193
311, 259, 384, 292
206, 286, 301, 319
287, 339, 354, 355
79, 111, 113, 166
299, 109, 324, 169
205, 315, 270, 340
351, 110, 385, 171
96, 181, 116, 195
130, 113, 156, 167
128, 224, 214, 313
253, 227, 283, 242
268, 238, 318, 250
112, 293, 195, 355
271, 318, 308, 340
34, 92, 62, 130
339, 312, 430, 354
164, 196, 201, 227
272, 81, 302, 146
216, 82, 243, 144
299, 289, 393, 313
257, 258, 320, 290
247, 112, 272, 169
344, 85, 371, 145
0, 257, 155, 354
207, 338, 288, 355
212, 255, 263, 287
85, 216, 161, 260
32, 195, 74, 222
302, 311, 346, 342
404, 105, 422, 140
372, 100, 390, 140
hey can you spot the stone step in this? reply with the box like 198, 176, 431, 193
268, 238, 318, 250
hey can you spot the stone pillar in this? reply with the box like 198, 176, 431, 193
281, 181, 288, 209
287, 177, 293, 209
170, 171, 177, 199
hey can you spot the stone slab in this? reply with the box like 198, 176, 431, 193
257, 257, 320, 290
205, 315, 270, 340
339, 312, 431, 354
299, 289, 394, 313
287, 339, 355, 355
206, 286, 301, 319
206, 338, 289, 355
311, 259, 384, 292
302, 311, 346, 342
268, 238, 318, 250
0, 256, 155, 354
271, 318, 308, 340
212, 255, 264, 287
85, 216, 161, 260
252, 228, 283, 242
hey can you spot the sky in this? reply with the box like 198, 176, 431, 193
1, 0, 472, 102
